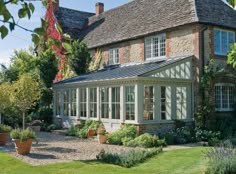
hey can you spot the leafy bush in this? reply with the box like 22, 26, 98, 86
96, 148, 162, 168
123, 133, 167, 148
66, 125, 79, 136
10, 128, 36, 142
195, 128, 221, 142
77, 128, 88, 139
0, 124, 12, 133
107, 125, 137, 145
206, 141, 236, 174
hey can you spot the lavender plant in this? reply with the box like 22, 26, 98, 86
206, 141, 236, 174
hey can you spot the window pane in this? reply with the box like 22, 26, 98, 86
176, 87, 187, 120
108, 48, 119, 65
229, 32, 235, 49
125, 86, 135, 120
101, 87, 109, 119
90, 88, 97, 118
221, 31, 228, 55
56, 91, 61, 116
161, 86, 171, 120
80, 88, 87, 117
63, 90, 69, 116
71, 89, 77, 116
112, 87, 120, 119
143, 86, 154, 120
214, 30, 221, 54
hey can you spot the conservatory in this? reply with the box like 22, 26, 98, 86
53, 55, 194, 132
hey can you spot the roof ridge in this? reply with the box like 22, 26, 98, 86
59, 6, 95, 15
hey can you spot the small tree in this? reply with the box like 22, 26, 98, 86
0, 83, 11, 124
11, 75, 41, 129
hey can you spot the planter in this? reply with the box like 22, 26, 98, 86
88, 129, 95, 137
30, 126, 41, 132
0, 133, 8, 146
12, 139, 33, 155
98, 134, 107, 144
97, 126, 105, 134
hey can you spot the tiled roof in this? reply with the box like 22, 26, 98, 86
55, 0, 236, 48
54, 7, 94, 38
54, 55, 192, 85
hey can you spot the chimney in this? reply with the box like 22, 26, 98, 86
96, 2, 104, 16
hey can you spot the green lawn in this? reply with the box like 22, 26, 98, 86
0, 147, 209, 174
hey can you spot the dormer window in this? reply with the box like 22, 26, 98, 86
108, 48, 119, 65
214, 29, 235, 56
145, 33, 166, 61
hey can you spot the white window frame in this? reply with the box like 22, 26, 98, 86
176, 86, 187, 120
215, 83, 235, 112
63, 90, 70, 117
100, 87, 109, 119
145, 33, 166, 61
108, 48, 119, 65
160, 86, 171, 120
214, 29, 235, 56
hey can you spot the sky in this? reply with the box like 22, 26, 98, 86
0, 0, 129, 66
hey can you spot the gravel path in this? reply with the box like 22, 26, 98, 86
4, 132, 202, 166
5, 132, 134, 166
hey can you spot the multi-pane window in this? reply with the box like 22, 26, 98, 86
63, 90, 69, 116
161, 86, 171, 120
101, 87, 109, 119
143, 86, 154, 120
145, 34, 166, 60
215, 84, 235, 111
80, 88, 87, 117
108, 48, 119, 65
90, 88, 97, 118
176, 87, 187, 120
125, 86, 135, 120
111, 87, 120, 119
55, 91, 61, 116
71, 89, 77, 117
214, 29, 235, 56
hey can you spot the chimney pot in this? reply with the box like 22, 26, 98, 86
96, 2, 104, 16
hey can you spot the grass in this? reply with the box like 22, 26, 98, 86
0, 147, 209, 174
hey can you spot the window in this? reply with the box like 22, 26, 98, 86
71, 89, 77, 117
176, 87, 187, 120
215, 84, 235, 111
108, 48, 119, 65
80, 88, 87, 117
143, 86, 154, 120
214, 29, 235, 56
111, 87, 120, 119
55, 91, 61, 116
145, 34, 166, 60
90, 88, 97, 118
101, 87, 109, 119
125, 86, 135, 120
63, 90, 69, 116
161, 86, 171, 120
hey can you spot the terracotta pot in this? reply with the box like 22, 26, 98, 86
87, 129, 95, 137
12, 139, 33, 155
98, 134, 107, 144
30, 126, 41, 132
0, 133, 8, 146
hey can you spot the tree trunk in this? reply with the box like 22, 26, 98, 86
23, 112, 25, 130
0, 113, 1, 124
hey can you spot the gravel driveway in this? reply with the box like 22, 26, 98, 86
5, 132, 135, 166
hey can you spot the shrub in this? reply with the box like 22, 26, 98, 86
10, 128, 36, 142
96, 148, 162, 168
195, 128, 221, 142
77, 128, 88, 139
206, 141, 236, 174
123, 133, 167, 148
107, 125, 137, 145
66, 125, 79, 136
0, 124, 12, 133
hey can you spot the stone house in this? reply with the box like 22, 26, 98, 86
52, 0, 236, 133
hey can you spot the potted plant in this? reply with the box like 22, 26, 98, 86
87, 128, 95, 137
10, 128, 36, 155
0, 124, 11, 146
97, 129, 107, 144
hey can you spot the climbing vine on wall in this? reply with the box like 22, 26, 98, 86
89, 49, 103, 71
